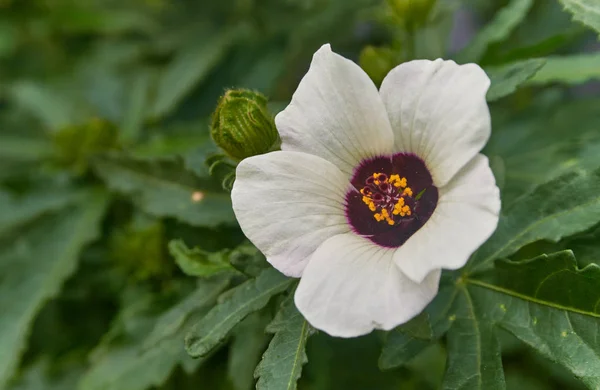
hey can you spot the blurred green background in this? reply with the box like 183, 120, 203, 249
0, 0, 599, 389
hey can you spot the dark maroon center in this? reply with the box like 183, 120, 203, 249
344, 153, 438, 248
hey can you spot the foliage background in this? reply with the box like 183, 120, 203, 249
1, 0, 600, 389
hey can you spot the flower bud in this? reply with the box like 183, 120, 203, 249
387, 0, 436, 27
210, 89, 279, 161
359, 46, 397, 86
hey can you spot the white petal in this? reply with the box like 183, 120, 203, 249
231, 151, 350, 277
276, 44, 394, 177
380, 59, 491, 187
295, 233, 441, 338
394, 155, 500, 283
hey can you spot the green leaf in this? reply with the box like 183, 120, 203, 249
79, 276, 230, 390
469, 286, 600, 389
228, 312, 272, 390
53, 119, 119, 175
455, 0, 534, 62
168, 239, 234, 277
0, 190, 109, 388
185, 268, 293, 358
451, 251, 600, 389
471, 251, 600, 318
9, 358, 83, 390
442, 286, 505, 390
120, 70, 153, 143
143, 276, 231, 349
379, 333, 433, 371
0, 136, 54, 162
0, 188, 84, 236
395, 312, 432, 340
93, 153, 235, 227
8, 81, 89, 131
150, 29, 243, 119
228, 243, 270, 277
485, 98, 600, 203
379, 282, 457, 370
563, 224, 600, 267
485, 59, 546, 101
468, 166, 600, 273
255, 298, 313, 390
527, 53, 600, 85
558, 0, 600, 35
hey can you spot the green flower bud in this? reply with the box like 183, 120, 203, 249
359, 45, 397, 86
210, 89, 279, 161
387, 0, 436, 27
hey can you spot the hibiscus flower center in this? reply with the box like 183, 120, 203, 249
345, 153, 438, 248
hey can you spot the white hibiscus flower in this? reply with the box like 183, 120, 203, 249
231, 44, 500, 337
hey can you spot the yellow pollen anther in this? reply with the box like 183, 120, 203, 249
362, 172, 414, 224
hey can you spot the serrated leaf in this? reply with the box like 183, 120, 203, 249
485, 58, 546, 101
468, 166, 600, 273
448, 251, 600, 389
80, 276, 230, 390
469, 287, 600, 389
558, 0, 600, 35
93, 153, 235, 227
168, 239, 234, 277
472, 251, 600, 318
442, 286, 505, 390
0, 190, 108, 388
456, 0, 534, 62
150, 29, 242, 119
185, 268, 293, 358
254, 298, 313, 390
527, 53, 600, 85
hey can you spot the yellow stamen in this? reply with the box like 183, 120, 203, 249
361, 172, 413, 224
